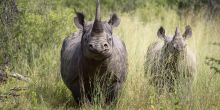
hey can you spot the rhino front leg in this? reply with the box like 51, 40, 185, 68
106, 81, 122, 104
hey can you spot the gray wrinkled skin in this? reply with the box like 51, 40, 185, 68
145, 26, 196, 92
61, 0, 127, 104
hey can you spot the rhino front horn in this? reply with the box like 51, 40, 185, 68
92, 0, 103, 33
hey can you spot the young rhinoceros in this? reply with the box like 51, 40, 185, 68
61, 0, 127, 104
145, 26, 196, 92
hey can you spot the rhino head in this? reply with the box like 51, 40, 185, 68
74, 0, 120, 61
157, 25, 192, 53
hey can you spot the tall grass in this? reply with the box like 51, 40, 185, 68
1, 0, 220, 109
116, 12, 220, 109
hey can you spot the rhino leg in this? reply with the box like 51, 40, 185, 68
106, 81, 121, 104
63, 79, 82, 105
71, 83, 82, 105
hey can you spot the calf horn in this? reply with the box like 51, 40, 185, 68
174, 27, 181, 38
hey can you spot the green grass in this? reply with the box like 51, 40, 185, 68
1, 1, 220, 109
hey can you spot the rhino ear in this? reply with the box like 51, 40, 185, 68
108, 13, 120, 27
157, 26, 166, 39
74, 12, 85, 29
183, 25, 192, 39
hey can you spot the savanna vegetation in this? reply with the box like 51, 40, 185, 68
0, 0, 220, 109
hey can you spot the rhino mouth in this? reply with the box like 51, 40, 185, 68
89, 48, 110, 54
91, 50, 111, 57
87, 49, 112, 60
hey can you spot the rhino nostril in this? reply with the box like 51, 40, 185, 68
89, 44, 93, 49
104, 43, 108, 48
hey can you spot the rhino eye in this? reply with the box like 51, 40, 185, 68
108, 37, 112, 41
84, 37, 88, 42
